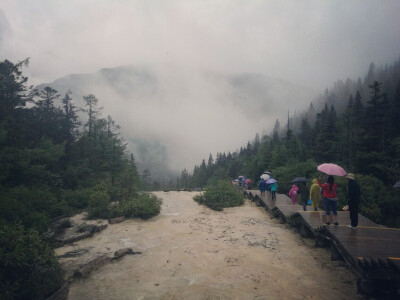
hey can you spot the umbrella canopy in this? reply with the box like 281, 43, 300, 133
238, 175, 244, 179
262, 171, 272, 175
266, 178, 277, 184
234, 179, 239, 182
245, 179, 252, 183
260, 173, 270, 180
292, 177, 309, 183
317, 163, 347, 176
393, 180, 400, 188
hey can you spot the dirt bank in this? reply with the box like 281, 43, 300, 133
57, 191, 361, 299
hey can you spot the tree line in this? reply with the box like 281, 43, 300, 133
0, 59, 143, 299
181, 58, 400, 228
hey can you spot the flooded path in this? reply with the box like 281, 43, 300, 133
59, 191, 361, 299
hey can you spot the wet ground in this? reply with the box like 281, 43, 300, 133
57, 191, 362, 300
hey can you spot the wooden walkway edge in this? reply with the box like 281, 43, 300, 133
243, 189, 400, 297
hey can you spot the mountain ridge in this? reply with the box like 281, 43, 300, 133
36, 64, 317, 181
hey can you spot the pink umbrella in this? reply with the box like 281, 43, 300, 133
317, 163, 347, 176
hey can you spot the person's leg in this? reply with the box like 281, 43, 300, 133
325, 200, 331, 224
332, 201, 338, 226
351, 202, 359, 227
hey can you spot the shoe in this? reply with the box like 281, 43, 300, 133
325, 222, 330, 226
334, 222, 339, 228
347, 225, 357, 229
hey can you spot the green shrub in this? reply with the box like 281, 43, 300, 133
87, 190, 110, 219
120, 193, 162, 219
0, 225, 63, 300
61, 188, 92, 209
193, 180, 244, 211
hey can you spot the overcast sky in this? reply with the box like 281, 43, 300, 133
1, 0, 400, 90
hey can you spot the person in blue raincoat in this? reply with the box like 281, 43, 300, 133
258, 179, 267, 194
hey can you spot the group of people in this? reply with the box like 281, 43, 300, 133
258, 177, 278, 201
287, 174, 361, 228
232, 177, 252, 190
239, 169, 362, 228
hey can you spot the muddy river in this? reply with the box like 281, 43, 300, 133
56, 191, 361, 299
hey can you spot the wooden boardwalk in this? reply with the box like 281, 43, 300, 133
244, 189, 400, 296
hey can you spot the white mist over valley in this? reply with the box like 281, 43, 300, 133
36, 64, 316, 179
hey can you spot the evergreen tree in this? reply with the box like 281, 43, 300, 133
272, 119, 280, 145
60, 90, 80, 163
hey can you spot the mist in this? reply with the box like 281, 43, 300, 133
2, 0, 400, 178
36, 64, 315, 176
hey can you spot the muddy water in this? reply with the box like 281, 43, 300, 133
59, 191, 361, 299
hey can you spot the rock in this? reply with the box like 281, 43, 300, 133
109, 216, 125, 224
73, 255, 110, 279
57, 248, 89, 259
45, 283, 69, 300
54, 223, 107, 247
55, 231, 94, 247
114, 248, 142, 259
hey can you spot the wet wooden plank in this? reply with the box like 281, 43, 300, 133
297, 211, 378, 228
248, 190, 400, 263
327, 226, 400, 260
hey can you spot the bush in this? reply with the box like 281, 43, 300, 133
193, 180, 244, 211
87, 190, 110, 219
120, 193, 162, 219
61, 188, 92, 209
0, 225, 63, 300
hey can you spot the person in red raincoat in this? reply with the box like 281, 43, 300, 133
318, 175, 339, 227
288, 184, 299, 205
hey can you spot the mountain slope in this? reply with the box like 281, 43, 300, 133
36, 65, 316, 180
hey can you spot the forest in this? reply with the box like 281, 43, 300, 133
0, 59, 162, 299
181, 58, 400, 228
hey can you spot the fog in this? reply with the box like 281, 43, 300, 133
1, 0, 400, 177
35, 64, 314, 174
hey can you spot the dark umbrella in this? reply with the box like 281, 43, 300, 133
393, 180, 400, 188
292, 177, 309, 183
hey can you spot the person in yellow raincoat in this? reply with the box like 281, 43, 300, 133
309, 179, 321, 211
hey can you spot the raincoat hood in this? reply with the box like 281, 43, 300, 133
312, 179, 318, 184
291, 184, 298, 191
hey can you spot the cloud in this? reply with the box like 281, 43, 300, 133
1, 0, 400, 89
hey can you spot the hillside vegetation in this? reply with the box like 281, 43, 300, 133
182, 58, 400, 227
0, 59, 162, 299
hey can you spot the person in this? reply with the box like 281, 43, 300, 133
270, 181, 278, 202
309, 179, 321, 211
258, 179, 267, 194
297, 182, 309, 211
245, 178, 252, 190
288, 184, 298, 205
346, 173, 360, 228
318, 175, 339, 227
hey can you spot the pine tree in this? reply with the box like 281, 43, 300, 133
83, 94, 102, 139
60, 90, 80, 162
